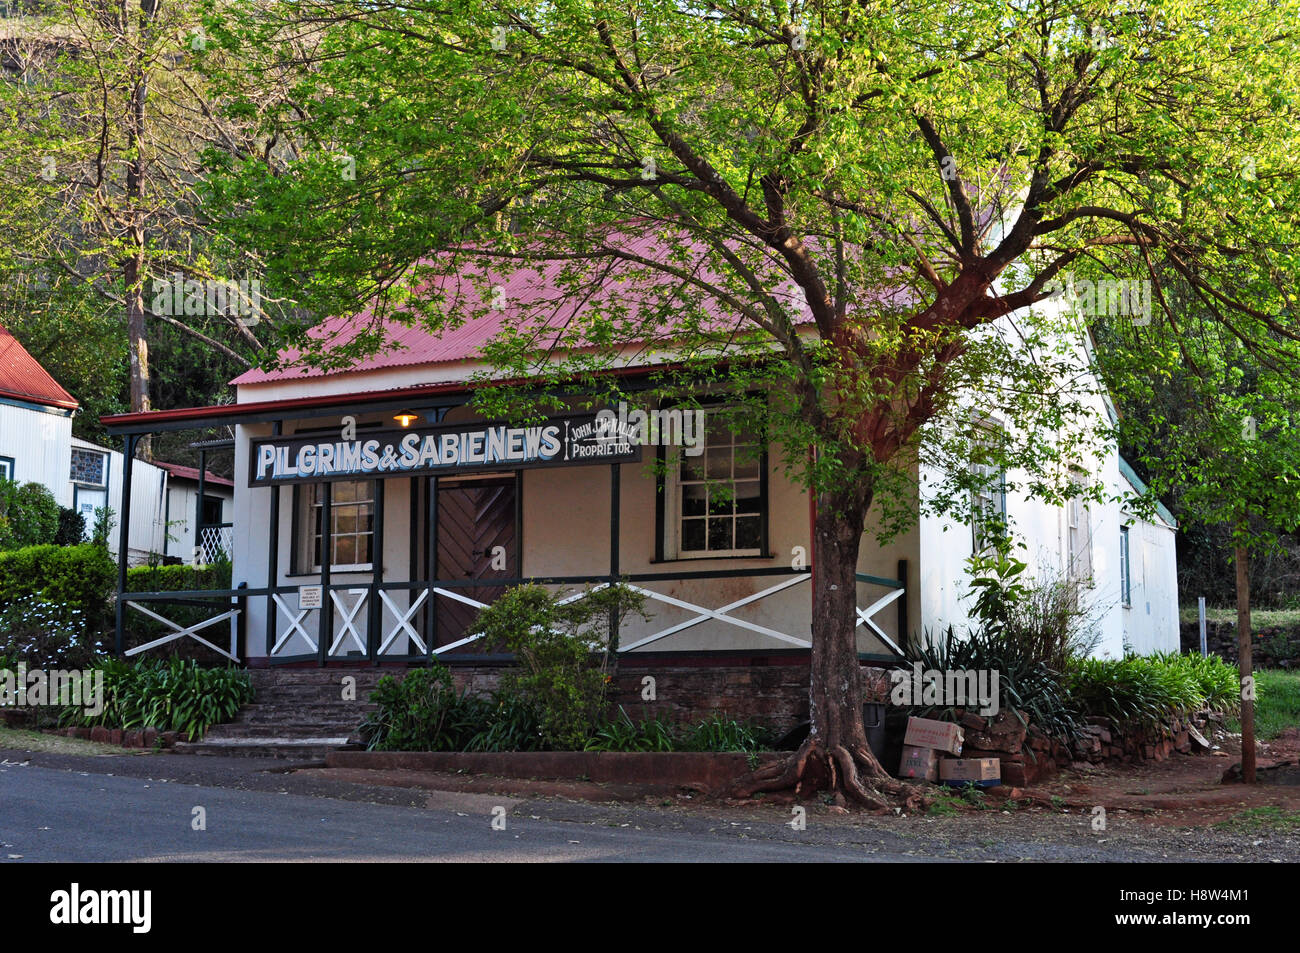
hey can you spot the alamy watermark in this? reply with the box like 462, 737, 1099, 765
1043, 274, 1151, 325
595, 402, 706, 456
0, 663, 103, 717
890, 663, 1000, 716
150, 273, 262, 325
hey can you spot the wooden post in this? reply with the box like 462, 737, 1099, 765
114, 433, 137, 657
1236, 544, 1255, 784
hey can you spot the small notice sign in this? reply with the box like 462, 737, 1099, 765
298, 585, 323, 610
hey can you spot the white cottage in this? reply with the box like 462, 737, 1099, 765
99, 261, 1180, 667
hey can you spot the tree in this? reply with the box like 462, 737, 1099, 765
1097, 271, 1300, 784
0, 0, 283, 457
206, 0, 1300, 805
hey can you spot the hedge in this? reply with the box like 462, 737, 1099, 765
126, 561, 232, 594
0, 543, 116, 628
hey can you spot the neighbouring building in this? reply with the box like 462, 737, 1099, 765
1, 323, 221, 564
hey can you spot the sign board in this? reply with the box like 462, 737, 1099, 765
298, 585, 323, 610
248, 412, 642, 487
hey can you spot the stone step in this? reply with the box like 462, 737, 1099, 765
173, 738, 356, 760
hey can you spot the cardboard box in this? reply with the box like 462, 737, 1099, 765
898, 744, 940, 782
939, 757, 1001, 788
903, 716, 964, 755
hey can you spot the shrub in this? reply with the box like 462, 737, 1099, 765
54, 508, 87, 546
1065, 652, 1238, 730
907, 624, 1081, 739
0, 480, 60, 551
360, 665, 474, 751
0, 543, 116, 641
584, 707, 679, 752
469, 583, 648, 749
59, 657, 253, 740
0, 599, 105, 668
676, 713, 773, 753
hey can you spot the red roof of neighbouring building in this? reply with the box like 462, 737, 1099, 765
154, 461, 235, 488
0, 324, 79, 410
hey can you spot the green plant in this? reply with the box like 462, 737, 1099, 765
59, 658, 253, 740
0, 543, 116, 643
677, 713, 772, 753
906, 624, 1081, 741
359, 665, 470, 752
1065, 652, 1239, 731
0, 479, 60, 551
0, 599, 103, 667
54, 508, 86, 546
469, 583, 648, 749
927, 793, 961, 816
584, 706, 678, 752
90, 507, 114, 550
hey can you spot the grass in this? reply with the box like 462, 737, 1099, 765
1225, 669, 1300, 740
0, 724, 141, 757
1179, 605, 1300, 628
1213, 807, 1300, 833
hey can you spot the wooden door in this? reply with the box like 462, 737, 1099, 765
435, 477, 517, 651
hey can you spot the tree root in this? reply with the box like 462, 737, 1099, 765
733, 737, 931, 812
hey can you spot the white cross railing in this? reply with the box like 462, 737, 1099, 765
124, 601, 240, 662
265, 569, 906, 659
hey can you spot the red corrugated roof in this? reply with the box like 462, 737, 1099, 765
155, 461, 235, 488
231, 227, 888, 387
0, 324, 78, 410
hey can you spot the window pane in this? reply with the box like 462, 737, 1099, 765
334, 535, 357, 566
333, 481, 357, 503
707, 487, 733, 516
356, 533, 373, 565
735, 480, 761, 513
736, 516, 761, 550
733, 448, 760, 479
682, 484, 707, 517
334, 510, 357, 535
707, 517, 732, 551
681, 518, 706, 552
706, 414, 732, 446
706, 448, 731, 479
681, 454, 705, 482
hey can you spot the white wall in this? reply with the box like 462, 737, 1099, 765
1122, 514, 1180, 654
70, 437, 168, 564
0, 400, 74, 506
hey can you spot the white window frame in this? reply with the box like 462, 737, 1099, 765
1119, 525, 1132, 607
298, 480, 376, 573
1067, 467, 1094, 586
0, 456, 13, 481
662, 412, 764, 560
970, 419, 1007, 552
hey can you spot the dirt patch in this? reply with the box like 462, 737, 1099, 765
1023, 732, 1300, 827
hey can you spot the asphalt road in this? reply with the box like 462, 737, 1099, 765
0, 760, 903, 863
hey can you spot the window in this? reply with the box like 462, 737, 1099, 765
297, 480, 376, 572
70, 447, 107, 486
0, 456, 13, 481
1119, 525, 1132, 607
662, 411, 765, 558
970, 421, 1007, 551
1067, 468, 1094, 585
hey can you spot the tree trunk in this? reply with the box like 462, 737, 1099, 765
735, 481, 926, 810
123, 250, 152, 460
123, 3, 155, 460
1235, 544, 1255, 784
